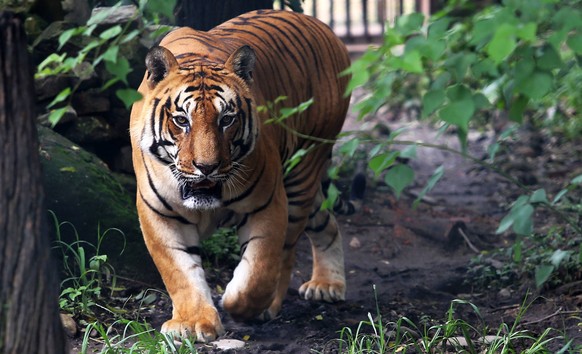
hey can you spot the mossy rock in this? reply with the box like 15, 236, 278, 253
37, 125, 160, 285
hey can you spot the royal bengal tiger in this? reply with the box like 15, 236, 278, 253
129, 9, 351, 342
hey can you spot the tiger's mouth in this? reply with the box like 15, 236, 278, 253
180, 180, 222, 200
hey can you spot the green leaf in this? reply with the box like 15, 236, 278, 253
535, 264, 554, 288
144, 0, 177, 22
487, 23, 517, 64
471, 59, 498, 78
470, 18, 497, 47
99, 25, 122, 40
438, 100, 474, 132
513, 238, 522, 262
48, 107, 70, 127
412, 165, 444, 209
400, 145, 417, 159
105, 57, 131, 84
567, 34, 582, 55
512, 203, 534, 235
116, 89, 143, 109
428, 17, 451, 40
497, 211, 516, 234
530, 189, 548, 204
368, 151, 398, 177
402, 50, 423, 73
571, 174, 582, 184
395, 13, 424, 36
536, 45, 562, 71
444, 52, 476, 81
516, 22, 537, 42
47, 87, 72, 108
368, 144, 383, 159
284, 149, 308, 176
509, 95, 529, 123
120, 29, 141, 44
421, 89, 445, 118
431, 72, 451, 90
100, 46, 119, 64
344, 58, 371, 95
58, 28, 80, 50
472, 93, 491, 110
550, 249, 571, 268
384, 164, 414, 199
320, 182, 339, 211
339, 138, 359, 158
497, 196, 531, 234
519, 71, 553, 100
552, 189, 568, 205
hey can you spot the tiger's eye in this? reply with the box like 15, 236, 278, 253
173, 115, 189, 127
220, 114, 235, 128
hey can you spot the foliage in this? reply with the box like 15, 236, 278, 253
470, 226, 582, 290
342, 0, 582, 211
51, 211, 125, 317
34, 0, 175, 126
200, 227, 240, 269
347, 0, 582, 143
332, 289, 574, 353
82, 320, 199, 354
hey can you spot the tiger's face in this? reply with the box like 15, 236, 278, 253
141, 46, 258, 209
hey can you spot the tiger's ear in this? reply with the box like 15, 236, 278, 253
145, 46, 178, 89
225, 45, 256, 84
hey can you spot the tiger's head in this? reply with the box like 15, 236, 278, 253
139, 45, 258, 209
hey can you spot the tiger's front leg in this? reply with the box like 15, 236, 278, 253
221, 185, 288, 321
137, 197, 224, 342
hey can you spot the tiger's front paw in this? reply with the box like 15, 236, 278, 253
161, 308, 224, 343
299, 279, 346, 303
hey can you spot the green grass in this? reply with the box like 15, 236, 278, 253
81, 320, 199, 354
330, 291, 576, 354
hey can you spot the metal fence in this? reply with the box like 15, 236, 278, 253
278, 0, 431, 43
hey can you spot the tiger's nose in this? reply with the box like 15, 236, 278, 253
193, 161, 218, 176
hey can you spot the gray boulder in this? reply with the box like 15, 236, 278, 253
37, 125, 160, 285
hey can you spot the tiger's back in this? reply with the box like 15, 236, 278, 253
130, 9, 352, 342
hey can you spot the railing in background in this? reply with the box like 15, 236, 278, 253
278, 0, 432, 43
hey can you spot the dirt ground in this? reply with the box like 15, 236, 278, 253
70, 91, 582, 353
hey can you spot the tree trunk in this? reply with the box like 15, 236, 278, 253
0, 11, 66, 354
175, 0, 274, 31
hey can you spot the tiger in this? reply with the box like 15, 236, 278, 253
129, 9, 351, 342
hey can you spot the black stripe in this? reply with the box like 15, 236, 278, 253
184, 246, 201, 255
305, 213, 330, 233
288, 214, 305, 223
223, 160, 265, 206
142, 155, 175, 212
248, 186, 275, 215
138, 190, 191, 225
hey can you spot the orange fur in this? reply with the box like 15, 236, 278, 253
130, 9, 351, 342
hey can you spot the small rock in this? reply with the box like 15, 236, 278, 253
60, 313, 77, 337
212, 339, 246, 350
349, 236, 361, 249
90, 5, 139, 26
498, 287, 511, 298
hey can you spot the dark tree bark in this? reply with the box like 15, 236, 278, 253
175, 0, 274, 31
0, 12, 66, 354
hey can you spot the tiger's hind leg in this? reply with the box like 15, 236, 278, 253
298, 189, 346, 302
